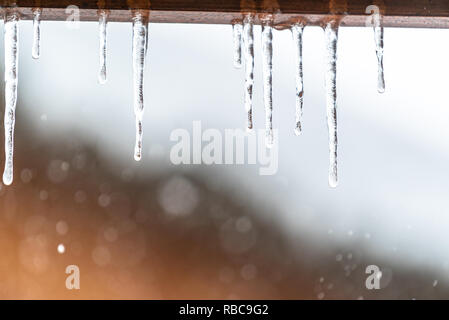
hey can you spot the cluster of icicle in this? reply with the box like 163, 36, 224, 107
0, 10, 384, 187
1, 9, 149, 186
232, 15, 385, 188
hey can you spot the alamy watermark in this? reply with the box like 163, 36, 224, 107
169, 121, 278, 176
65, 265, 80, 290
365, 4, 381, 28
365, 265, 382, 290
65, 5, 80, 30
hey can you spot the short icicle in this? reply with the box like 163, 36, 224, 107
98, 10, 108, 84
291, 23, 305, 136
324, 20, 339, 188
232, 22, 243, 68
132, 12, 148, 161
261, 17, 274, 148
3, 12, 19, 186
32, 8, 41, 59
242, 14, 254, 132
373, 14, 385, 93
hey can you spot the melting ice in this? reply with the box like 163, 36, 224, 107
98, 10, 108, 84
232, 22, 243, 68
0, 12, 350, 188
291, 23, 304, 135
261, 18, 274, 148
3, 12, 19, 186
373, 15, 385, 93
32, 8, 41, 59
324, 21, 339, 188
132, 13, 147, 161
242, 14, 254, 132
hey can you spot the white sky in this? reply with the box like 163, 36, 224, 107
7, 20, 449, 277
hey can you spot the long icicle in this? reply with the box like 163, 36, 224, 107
242, 14, 254, 132
291, 23, 305, 136
232, 22, 243, 68
324, 20, 339, 188
261, 17, 274, 148
3, 12, 19, 186
132, 12, 147, 161
373, 14, 385, 93
31, 8, 41, 59
98, 10, 108, 84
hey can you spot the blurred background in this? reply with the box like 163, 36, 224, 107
0, 19, 449, 299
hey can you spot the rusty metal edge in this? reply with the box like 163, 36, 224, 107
5, 8, 449, 29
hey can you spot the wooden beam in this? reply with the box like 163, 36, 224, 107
3, 1, 449, 28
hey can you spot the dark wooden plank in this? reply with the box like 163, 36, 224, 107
3, 1, 449, 28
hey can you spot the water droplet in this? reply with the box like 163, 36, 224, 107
47, 160, 69, 183
20, 168, 33, 183
39, 190, 48, 200
235, 216, 252, 233
98, 193, 111, 207
92, 246, 111, 266
57, 243, 65, 254
261, 17, 274, 148
104, 227, 118, 242
74, 190, 87, 203
240, 264, 257, 280
158, 176, 199, 217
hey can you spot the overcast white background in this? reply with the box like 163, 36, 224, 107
5, 20, 449, 279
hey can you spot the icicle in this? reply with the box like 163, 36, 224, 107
232, 22, 243, 68
261, 18, 274, 148
31, 9, 41, 59
373, 15, 385, 93
3, 12, 19, 186
98, 10, 108, 84
291, 23, 304, 136
242, 14, 254, 132
324, 21, 339, 188
132, 12, 147, 161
